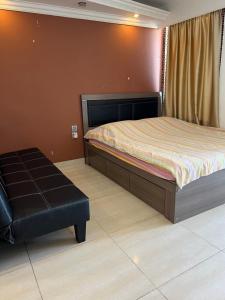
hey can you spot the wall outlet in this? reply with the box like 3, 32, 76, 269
72, 125, 78, 139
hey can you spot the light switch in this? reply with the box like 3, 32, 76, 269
72, 125, 78, 139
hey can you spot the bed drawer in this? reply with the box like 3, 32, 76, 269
89, 152, 107, 175
130, 174, 165, 213
106, 160, 130, 190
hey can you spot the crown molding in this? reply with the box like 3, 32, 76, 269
90, 0, 169, 20
0, 0, 169, 28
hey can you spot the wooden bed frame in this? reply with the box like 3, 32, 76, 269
81, 93, 225, 223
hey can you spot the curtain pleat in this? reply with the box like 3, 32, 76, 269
219, 10, 225, 128
165, 11, 223, 127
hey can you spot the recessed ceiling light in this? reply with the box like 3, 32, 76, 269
134, 13, 139, 18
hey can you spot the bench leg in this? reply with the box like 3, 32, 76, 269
74, 222, 86, 243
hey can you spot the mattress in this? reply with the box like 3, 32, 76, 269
89, 139, 175, 181
85, 117, 225, 188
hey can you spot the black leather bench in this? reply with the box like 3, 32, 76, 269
0, 148, 90, 244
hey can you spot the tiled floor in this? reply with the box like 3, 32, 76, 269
1, 159, 225, 300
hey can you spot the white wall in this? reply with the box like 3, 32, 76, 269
220, 31, 225, 128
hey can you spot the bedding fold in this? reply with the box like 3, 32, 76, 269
89, 139, 175, 181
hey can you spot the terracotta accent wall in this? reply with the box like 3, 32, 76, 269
0, 10, 163, 162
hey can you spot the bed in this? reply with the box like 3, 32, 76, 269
81, 93, 225, 223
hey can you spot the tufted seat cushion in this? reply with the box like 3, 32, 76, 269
0, 148, 89, 244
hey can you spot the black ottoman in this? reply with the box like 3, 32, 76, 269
0, 148, 90, 244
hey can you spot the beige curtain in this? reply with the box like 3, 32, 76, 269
165, 11, 223, 127
219, 11, 225, 127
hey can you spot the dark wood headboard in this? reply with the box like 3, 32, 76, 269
81, 92, 162, 134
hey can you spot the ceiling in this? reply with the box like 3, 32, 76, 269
134, 0, 225, 25
133, 0, 169, 10
0, 0, 225, 28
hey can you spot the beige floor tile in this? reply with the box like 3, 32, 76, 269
55, 158, 86, 171
73, 177, 125, 201
181, 204, 225, 250
160, 252, 225, 300
56, 159, 102, 181
72, 172, 120, 187
140, 290, 167, 300
33, 238, 154, 300
27, 219, 107, 262
112, 215, 218, 286
92, 191, 158, 233
0, 264, 41, 300
56, 161, 99, 185
64, 167, 103, 183
0, 243, 30, 276
57, 159, 126, 200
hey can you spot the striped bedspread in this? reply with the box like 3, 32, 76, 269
85, 117, 225, 188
